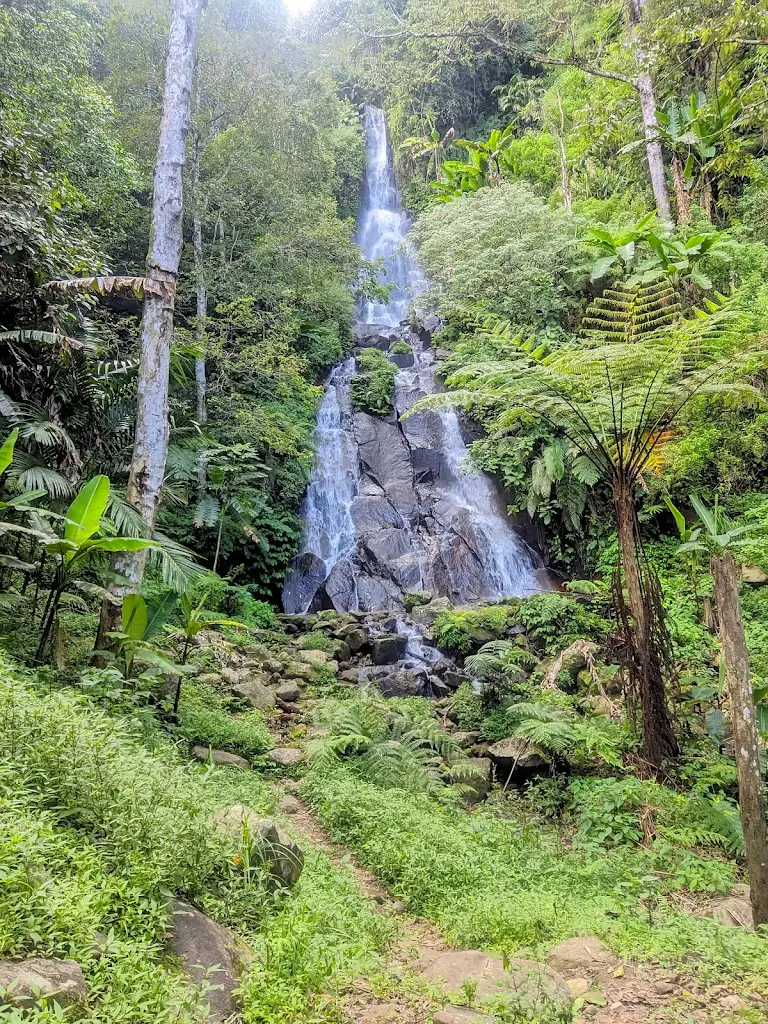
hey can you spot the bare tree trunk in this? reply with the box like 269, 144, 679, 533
192, 120, 208, 497
628, 0, 672, 224
712, 550, 768, 927
556, 93, 572, 214
614, 481, 678, 769
96, 0, 203, 649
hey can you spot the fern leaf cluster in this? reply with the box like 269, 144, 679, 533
580, 281, 681, 345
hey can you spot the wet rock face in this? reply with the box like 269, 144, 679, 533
282, 319, 542, 616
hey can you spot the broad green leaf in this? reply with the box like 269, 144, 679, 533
0, 429, 18, 476
663, 495, 687, 540
144, 591, 178, 641
123, 594, 148, 641
590, 256, 617, 281
65, 475, 110, 546
82, 537, 157, 553
135, 648, 188, 676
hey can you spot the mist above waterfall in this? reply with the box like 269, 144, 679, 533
282, 106, 543, 614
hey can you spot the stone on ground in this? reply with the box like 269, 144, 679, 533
165, 899, 242, 1019
213, 803, 261, 835
370, 635, 407, 665
416, 950, 571, 1018
487, 737, 549, 777
296, 649, 337, 670
433, 1008, 495, 1024
197, 672, 223, 687
267, 747, 304, 768
278, 794, 302, 814
0, 957, 88, 1009
546, 936, 618, 979
696, 894, 754, 930
452, 757, 493, 806
192, 746, 249, 770
231, 678, 276, 710
253, 818, 304, 887
275, 681, 301, 703
283, 661, 317, 681
341, 627, 369, 652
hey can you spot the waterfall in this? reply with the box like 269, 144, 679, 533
282, 106, 543, 614
357, 105, 425, 326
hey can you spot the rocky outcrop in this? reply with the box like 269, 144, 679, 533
487, 738, 549, 782
213, 806, 304, 888
0, 958, 88, 1010
282, 320, 542, 615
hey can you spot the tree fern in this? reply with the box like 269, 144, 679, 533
580, 280, 682, 345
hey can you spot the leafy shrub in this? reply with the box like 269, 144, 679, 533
224, 586, 277, 630
176, 680, 272, 759
451, 681, 485, 729
310, 693, 477, 797
350, 348, 397, 414
412, 182, 582, 331
517, 594, 610, 649
298, 630, 333, 652
433, 604, 510, 655
390, 340, 412, 354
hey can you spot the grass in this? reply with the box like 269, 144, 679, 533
0, 654, 395, 1023
176, 679, 272, 760
303, 767, 768, 991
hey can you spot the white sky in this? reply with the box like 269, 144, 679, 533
283, 0, 315, 14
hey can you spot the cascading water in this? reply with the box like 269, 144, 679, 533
282, 106, 543, 615
356, 105, 425, 325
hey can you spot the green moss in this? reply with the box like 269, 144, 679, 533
433, 604, 511, 654
298, 630, 334, 652
350, 348, 397, 415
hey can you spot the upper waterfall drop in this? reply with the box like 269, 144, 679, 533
357, 106, 425, 326
282, 106, 543, 615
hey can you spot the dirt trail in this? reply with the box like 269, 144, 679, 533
267, 717, 755, 1024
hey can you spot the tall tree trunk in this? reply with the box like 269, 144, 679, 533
711, 550, 768, 927
192, 120, 208, 497
614, 481, 679, 769
96, 0, 203, 650
628, 0, 672, 224
556, 93, 572, 214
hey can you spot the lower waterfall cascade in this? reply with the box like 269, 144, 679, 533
282, 105, 543, 615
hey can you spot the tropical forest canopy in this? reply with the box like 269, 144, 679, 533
3, 0, 768, 1022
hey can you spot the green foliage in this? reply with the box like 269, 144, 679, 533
298, 630, 334, 652
433, 604, 511, 655
303, 769, 767, 983
517, 594, 610, 649
310, 693, 476, 797
412, 183, 582, 331
390, 340, 412, 354
176, 680, 272, 760
350, 349, 397, 415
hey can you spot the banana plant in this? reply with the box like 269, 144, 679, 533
674, 493, 768, 925
35, 475, 157, 661
169, 593, 244, 716
104, 591, 182, 679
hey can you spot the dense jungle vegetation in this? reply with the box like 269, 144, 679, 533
2, 0, 768, 1022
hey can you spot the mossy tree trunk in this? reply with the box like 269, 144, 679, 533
711, 549, 768, 927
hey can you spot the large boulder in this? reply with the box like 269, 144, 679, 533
295, 649, 334, 671
416, 950, 571, 1019
696, 894, 754, 930
0, 958, 88, 1010
370, 634, 408, 665
341, 627, 368, 653
252, 818, 305, 888
353, 412, 416, 519
283, 661, 317, 681
213, 807, 304, 888
231, 679, 276, 711
487, 738, 548, 782
282, 551, 327, 615
275, 681, 301, 703
267, 747, 304, 768
192, 746, 249, 770
166, 900, 242, 1019
411, 596, 453, 627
